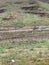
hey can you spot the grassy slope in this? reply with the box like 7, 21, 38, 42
0, 40, 49, 65
38, 1, 49, 13
0, 0, 49, 27
0, 0, 49, 65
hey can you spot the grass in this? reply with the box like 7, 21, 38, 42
0, 0, 49, 27
0, 13, 49, 27
0, 0, 49, 65
0, 40, 49, 65
38, 1, 49, 13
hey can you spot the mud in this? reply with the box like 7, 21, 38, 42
21, 5, 39, 10
0, 26, 49, 40
0, 8, 6, 13
14, 1, 23, 4
2, 16, 15, 21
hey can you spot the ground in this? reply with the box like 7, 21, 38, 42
0, 40, 49, 65
0, 0, 49, 65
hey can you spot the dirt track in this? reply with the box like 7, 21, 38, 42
0, 26, 49, 32
0, 26, 49, 40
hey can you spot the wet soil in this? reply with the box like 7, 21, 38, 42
0, 8, 6, 13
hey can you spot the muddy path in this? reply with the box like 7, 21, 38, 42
0, 26, 49, 40
0, 26, 49, 32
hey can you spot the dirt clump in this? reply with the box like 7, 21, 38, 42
14, 1, 23, 4
2, 16, 15, 21
0, 8, 6, 13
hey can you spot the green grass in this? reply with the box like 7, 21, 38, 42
38, 1, 49, 13
0, 1, 49, 65
0, 0, 49, 27
0, 40, 49, 65
0, 13, 49, 27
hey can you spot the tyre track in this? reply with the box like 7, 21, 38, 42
0, 26, 49, 40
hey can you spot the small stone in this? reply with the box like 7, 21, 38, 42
11, 59, 15, 63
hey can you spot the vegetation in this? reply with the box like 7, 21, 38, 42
0, 40, 49, 65
0, 0, 49, 27
0, 0, 49, 65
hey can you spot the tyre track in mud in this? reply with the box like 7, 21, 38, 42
0, 26, 49, 40
0, 26, 49, 32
